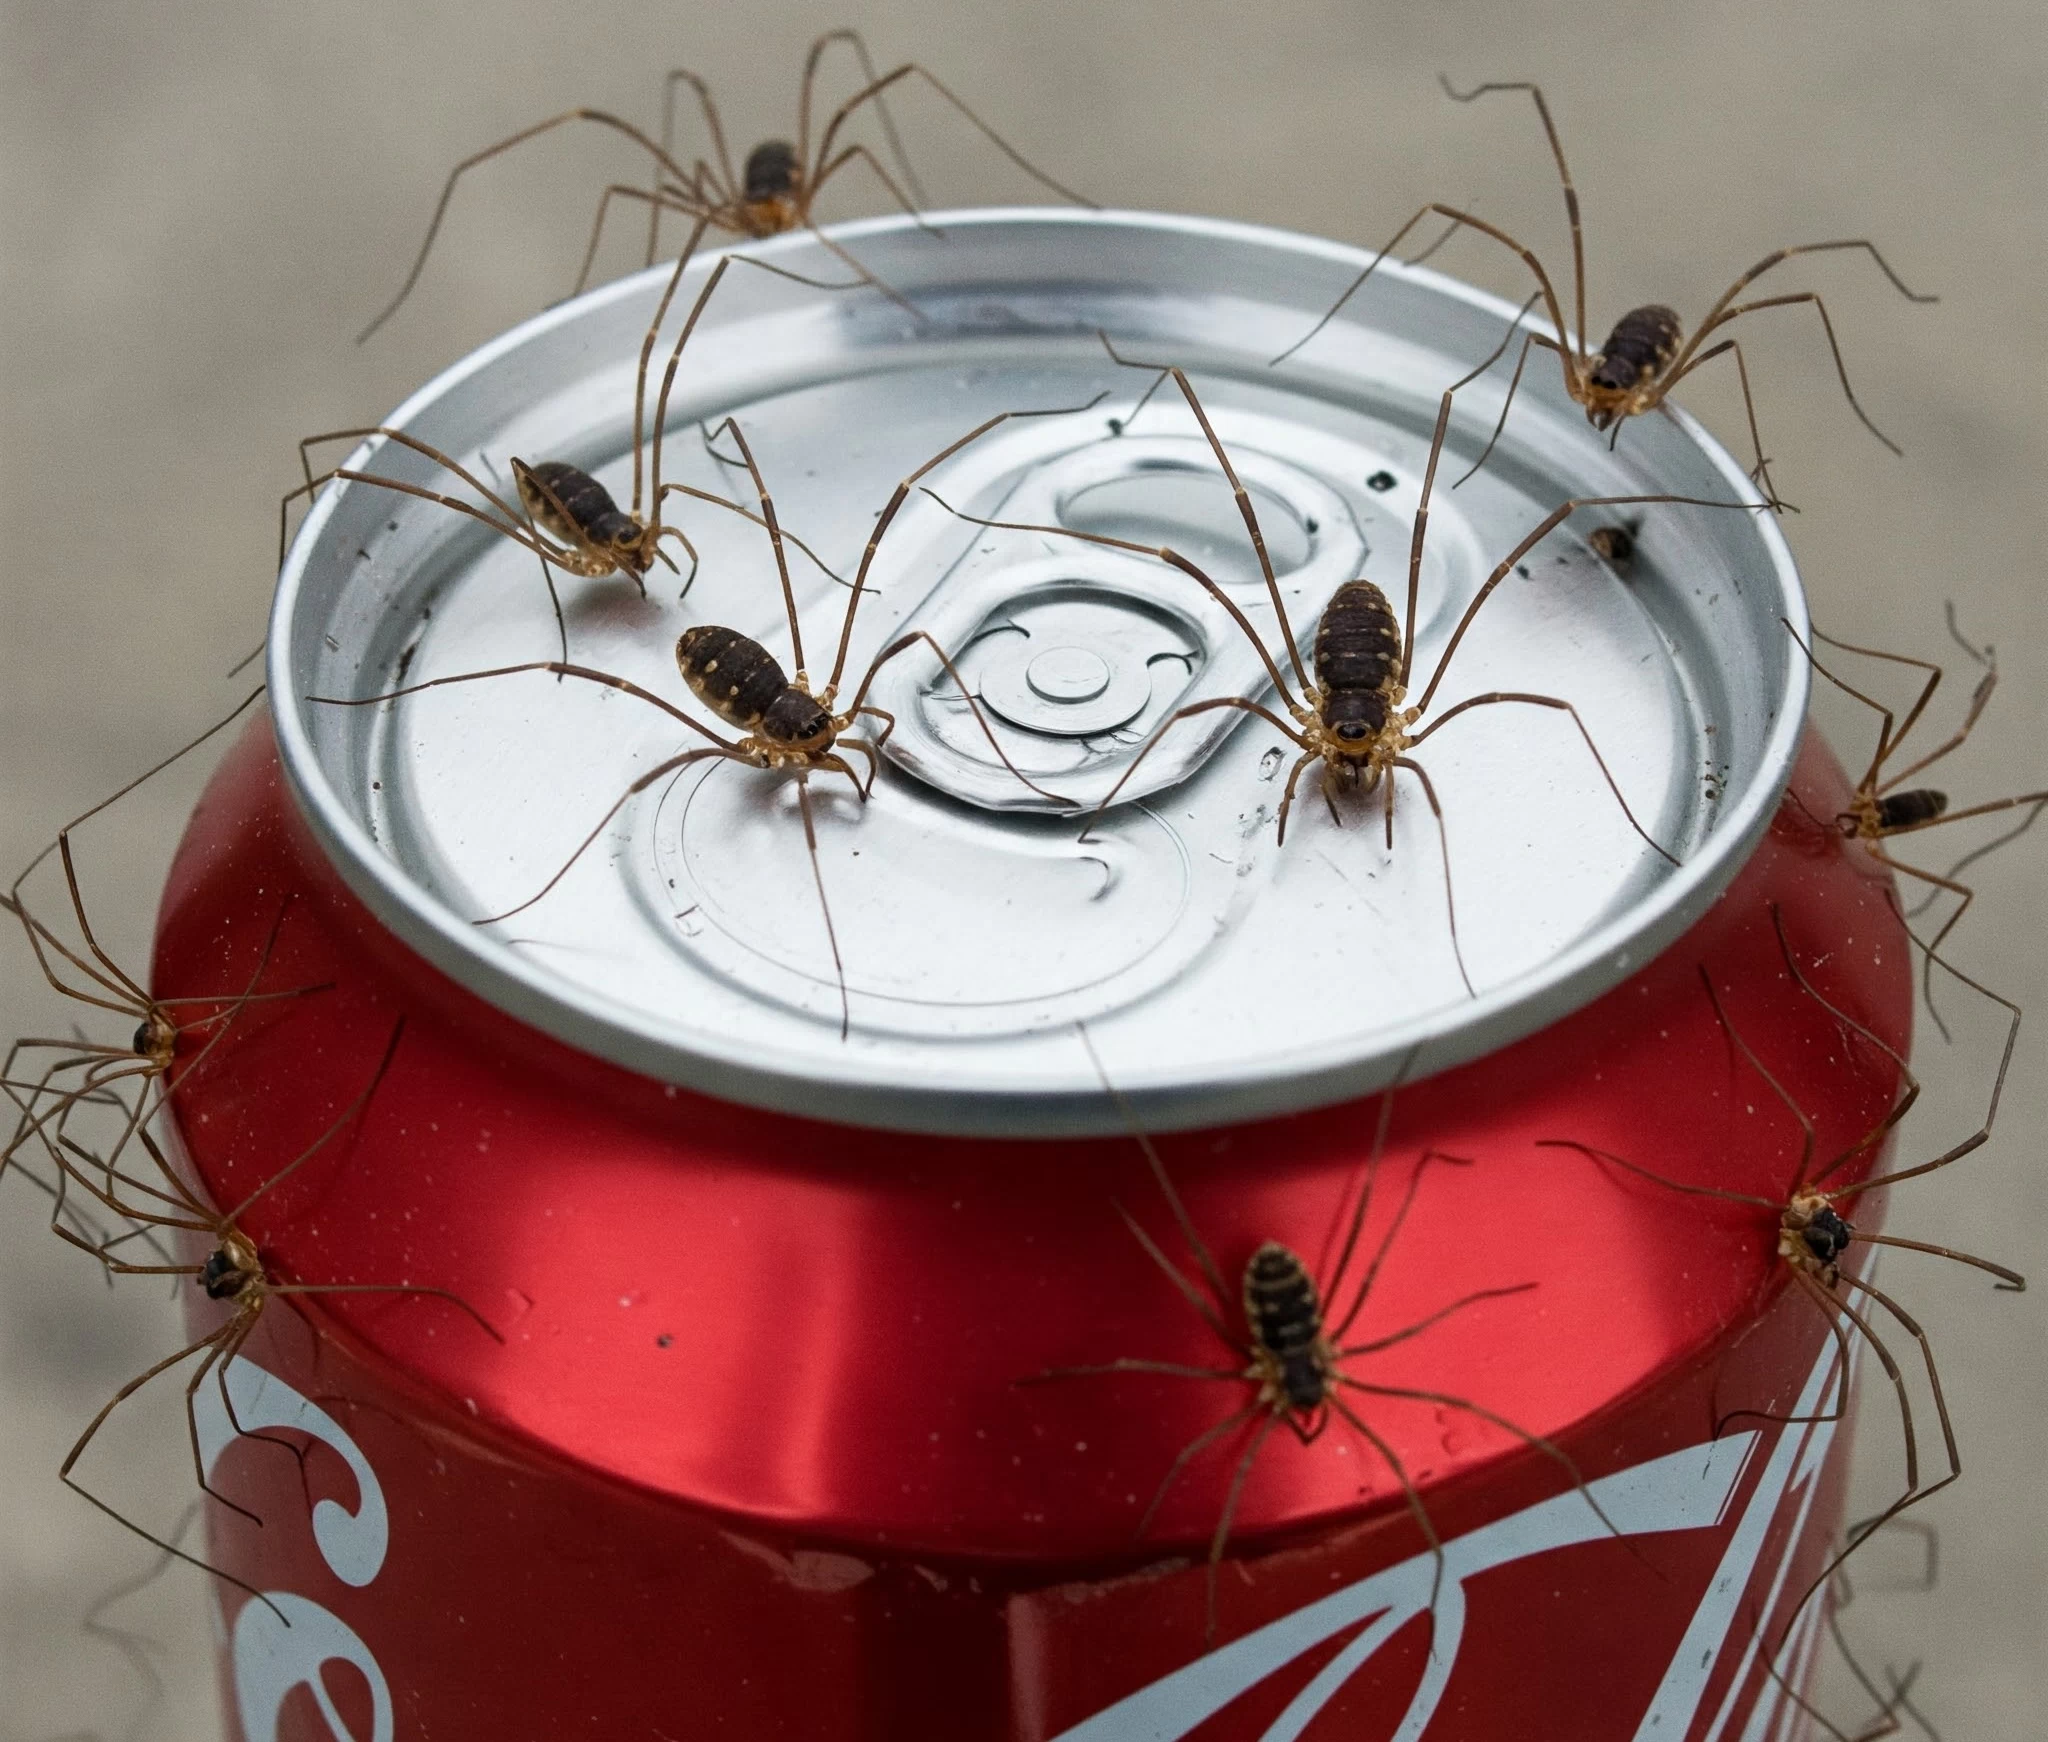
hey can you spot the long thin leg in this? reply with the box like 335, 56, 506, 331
1854, 1234, 2023, 1291
661, 69, 740, 213
699, 415, 805, 673
810, 62, 1095, 215
841, 629, 1076, 805
1388, 755, 1476, 996
1667, 240, 1937, 383
1534, 1136, 1777, 1213
1766, 904, 1920, 1175
628, 218, 714, 518
654, 483, 853, 588
1201, 1410, 1282, 1643
924, 492, 1305, 715
271, 1281, 506, 1342
1135, 1403, 1262, 1548
11, 688, 266, 903
1414, 492, 1760, 714
1342, 1283, 1537, 1357
827, 394, 1109, 693
1820, 890, 2017, 1199
569, 183, 716, 302
1274, 748, 1317, 845
793, 774, 851, 1040
801, 30, 928, 206
1268, 202, 1574, 374
223, 1020, 406, 1224
806, 143, 943, 237
310, 661, 740, 751
648, 253, 884, 536
1439, 79, 1588, 364
1329, 1392, 1446, 1615
1789, 619, 1941, 794
1075, 1023, 1236, 1331
1449, 330, 1542, 492
476, 747, 731, 926
58, 1323, 283, 1618
1671, 291, 1905, 456
1661, 338, 1793, 512
1330, 1146, 1471, 1342
1407, 693, 1678, 866
1345, 1375, 1626, 1545
1094, 341, 1308, 692
1077, 696, 1307, 844
359, 109, 700, 343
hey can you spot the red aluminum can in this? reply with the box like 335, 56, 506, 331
158, 213, 1910, 1739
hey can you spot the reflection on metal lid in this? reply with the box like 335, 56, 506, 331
273, 209, 1804, 1137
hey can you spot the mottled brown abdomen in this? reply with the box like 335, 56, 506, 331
1314, 580, 1401, 697
676, 626, 833, 746
519, 460, 638, 550
1875, 789, 1948, 831
1589, 304, 1683, 392
1244, 1240, 1327, 1411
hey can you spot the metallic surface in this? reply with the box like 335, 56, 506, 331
154, 720, 1911, 1736
273, 210, 1803, 1136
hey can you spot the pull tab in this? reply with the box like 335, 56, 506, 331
866, 414, 1374, 814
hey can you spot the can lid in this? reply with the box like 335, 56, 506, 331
274, 209, 1805, 1136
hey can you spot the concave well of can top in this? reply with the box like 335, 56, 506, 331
274, 209, 1805, 1137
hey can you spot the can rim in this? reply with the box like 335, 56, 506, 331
270, 206, 1809, 1137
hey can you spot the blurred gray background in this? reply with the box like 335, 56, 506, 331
1, 0, 2041, 1735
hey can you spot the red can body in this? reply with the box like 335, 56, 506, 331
159, 716, 1906, 1741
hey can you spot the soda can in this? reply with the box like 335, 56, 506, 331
156, 210, 1906, 1739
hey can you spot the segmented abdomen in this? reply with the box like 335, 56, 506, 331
1589, 304, 1683, 392
520, 460, 637, 548
1875, 789, 1947, 831
1315, 580, 1402, 698
676, 625, 792, 730
1244, 1240, 1328, 1410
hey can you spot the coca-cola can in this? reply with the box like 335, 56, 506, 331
156, 210, 1906, 1739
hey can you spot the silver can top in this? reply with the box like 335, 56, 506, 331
274, 209, 1805, 1136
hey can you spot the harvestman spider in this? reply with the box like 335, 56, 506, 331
1272, 79, 1935, 508
289, 227, 851, 666
935, 353, 1757, 992
2, 689, 328, 1192
33, 1022, 501, 1614
358, 28, 1093, 341
1786, 605, 2048, 1035
1539, 907, 2023, 1652
311, 396, 1101, 1036
1039, 1029, 1612, 1645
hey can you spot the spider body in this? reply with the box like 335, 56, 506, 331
515, 460, 659, 586
1582, 303, 1684, 426
1272, 81, 1935, 507
1243, 1241, 1334, 1417
1850, 788, 1947, 835
198, 1231, 263, 1304
1541, 911, 2024, 1654
676, 624, 859, 778
1299, 578, 1411, 811
1780, 1190, 1855, 1284
739, 139, 804, 233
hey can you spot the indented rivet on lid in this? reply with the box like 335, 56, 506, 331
1026, 646, 1112, 704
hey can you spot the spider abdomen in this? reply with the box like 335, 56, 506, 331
519, 460, 640, 553
1875, 789, 1948, 831
1244, 1240, 1329, 1410
744, 139, 801, 202
1590, 304, 1683, 392
676, 626, 834, 747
